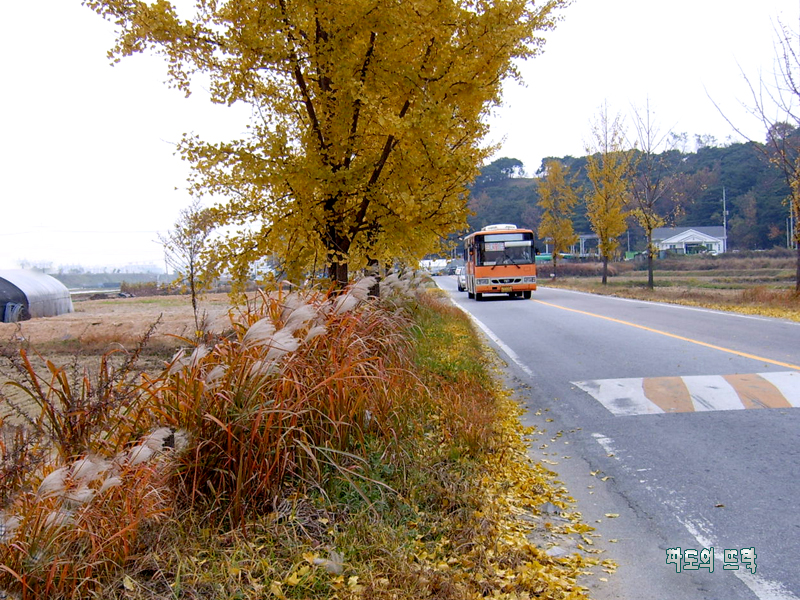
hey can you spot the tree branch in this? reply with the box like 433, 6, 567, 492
344, 31, 378, 170
277, 0, 327, 156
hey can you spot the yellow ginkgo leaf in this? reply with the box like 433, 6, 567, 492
285, 571, 302, 586
269, 581, 284, 598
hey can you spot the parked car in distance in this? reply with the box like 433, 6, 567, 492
456, 266, 466, 291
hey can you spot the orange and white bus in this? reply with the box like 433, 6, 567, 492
463, 224, 537, 300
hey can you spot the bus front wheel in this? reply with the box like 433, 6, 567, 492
523, 291, 532, 299
475, 293, 483, 301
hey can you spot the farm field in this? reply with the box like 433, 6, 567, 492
1, 293, 233, 354
0, 294, 234, 423
537, 252, 800, 320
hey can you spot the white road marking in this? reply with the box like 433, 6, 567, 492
574, 372, 800, 416
450, 282, 800, 597
460, 309, 535, 379
575, 379, 662, 416
591, 432, 619, 459
758, 371, 800, 405
682, 375, 744, 412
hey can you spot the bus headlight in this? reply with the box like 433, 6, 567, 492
475, 278, 490, 286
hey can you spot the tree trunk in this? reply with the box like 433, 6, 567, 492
366, 258, 381, 298
327, 261, 349, 289
796, 244, 800, 294
326, 227, 351, 288
190, 276, 199, 331
552, 255, 558, 280
602, 256, 609, 284
647, 232, 655, 290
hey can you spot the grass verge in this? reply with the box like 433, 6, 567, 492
1, 274, 597, 599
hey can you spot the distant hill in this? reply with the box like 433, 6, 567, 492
468, 140, 792, 252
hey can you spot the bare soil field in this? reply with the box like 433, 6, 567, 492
0, 294, 234, 354
0, 294, 235, 423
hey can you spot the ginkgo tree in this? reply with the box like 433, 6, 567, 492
85, 0, 568, 286
536, 159, 578, 278
585, 103, 633, 284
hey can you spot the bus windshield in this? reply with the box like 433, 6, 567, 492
476, 233, 533, 266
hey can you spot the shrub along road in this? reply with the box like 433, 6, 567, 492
438, 277, 800, 600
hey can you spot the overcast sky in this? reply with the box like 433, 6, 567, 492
1, 1, 797, 271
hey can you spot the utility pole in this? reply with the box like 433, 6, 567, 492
722, 188, 728, 253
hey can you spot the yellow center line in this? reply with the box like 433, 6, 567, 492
533, 299, 800, 371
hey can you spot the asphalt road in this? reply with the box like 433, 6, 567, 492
435, 277, 800, 600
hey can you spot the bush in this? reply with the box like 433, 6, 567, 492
145, 277, 428, 523
0, 324, 175, 598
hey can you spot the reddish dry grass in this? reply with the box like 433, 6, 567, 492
737, 285, 800, 307
141, 285, 424, 524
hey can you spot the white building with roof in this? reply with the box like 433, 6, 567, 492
652, 226, 727, 255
